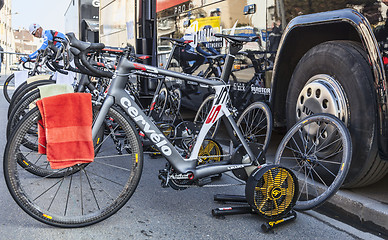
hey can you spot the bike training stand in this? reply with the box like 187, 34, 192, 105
210, 164, 299, 233
211, 194, 297, 233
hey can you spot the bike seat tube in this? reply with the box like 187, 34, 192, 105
221, 43, 243, 82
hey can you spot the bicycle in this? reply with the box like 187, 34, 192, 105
194, 50, 274, 152
4, 34, 352, 227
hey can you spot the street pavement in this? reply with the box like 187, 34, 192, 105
0, 73, 385, 239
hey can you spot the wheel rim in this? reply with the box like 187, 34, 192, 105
296, 74, 348, 124
275, 115, 351, 210
296, 75, 349, 154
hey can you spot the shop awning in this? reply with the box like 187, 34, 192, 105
157, 0, 189, 12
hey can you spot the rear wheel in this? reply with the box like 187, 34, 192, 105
236, 102, 272, 153
194, 94, 220, 138
286, 40, 388, 187
274, 114, 352, 210
4, 105, 143, 227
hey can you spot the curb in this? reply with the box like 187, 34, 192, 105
319, 188, 388, 237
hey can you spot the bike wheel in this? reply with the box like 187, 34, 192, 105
8, 79, 55, 118
274, 113, 352, 211
236, 102, 272, 152
194, 94, 220, 138
4, 105, 143, 227
163, 88, 181, 124
7, 89, 40, 140
151, 87, 168, 122
3, 73, 15, 103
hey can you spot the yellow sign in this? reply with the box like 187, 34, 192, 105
185, 16, 221, 47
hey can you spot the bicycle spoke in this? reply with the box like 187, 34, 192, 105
83, 168, 100, 211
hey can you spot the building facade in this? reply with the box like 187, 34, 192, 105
13, 29, 42, 54
0, 0, 16, 73
0, 0, 15, 52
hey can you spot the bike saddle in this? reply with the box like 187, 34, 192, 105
214, 34, 260, 43
206, 54, 225, 61
66, 32, 105, 51
160, 37, 193, 45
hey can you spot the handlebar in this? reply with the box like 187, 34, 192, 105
67, 32, 113, 78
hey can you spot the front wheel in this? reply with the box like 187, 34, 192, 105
4, 105, 143, 227
3, 73, 15, 103
274, 114, 352, 211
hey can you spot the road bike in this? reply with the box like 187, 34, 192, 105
3, 34, 352, 227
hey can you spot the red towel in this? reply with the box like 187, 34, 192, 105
36, 93, 94, 169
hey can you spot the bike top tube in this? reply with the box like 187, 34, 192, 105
117, 57, 225, 87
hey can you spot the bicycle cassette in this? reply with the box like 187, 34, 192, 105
245, 164, 298, 219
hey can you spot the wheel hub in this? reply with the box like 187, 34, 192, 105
296, 75, 348, 147
296, 74, 348, 125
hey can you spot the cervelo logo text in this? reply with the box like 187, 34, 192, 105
205, 105, 221, 124
121, 97, 172, 156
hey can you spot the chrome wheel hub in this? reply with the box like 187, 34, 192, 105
296, 74, 348, 124
296, 74, 349, 152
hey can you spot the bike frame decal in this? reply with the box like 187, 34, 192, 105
133, 63, 146, 71
205, 105, 221, 124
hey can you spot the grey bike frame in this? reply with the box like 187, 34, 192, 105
92, 51, 257, 180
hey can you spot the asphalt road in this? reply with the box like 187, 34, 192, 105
0, 77, 382, 239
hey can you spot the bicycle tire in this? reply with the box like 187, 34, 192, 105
236, 101, 272, 153
151, 87, 168, 122
4, 105, 144, 227
163, 88, 181, 124
3, 73, 15, 103
194, 94, 220, 138
8, 79, 55, 118
7, 89, 40, 139
274, 113, 352, 211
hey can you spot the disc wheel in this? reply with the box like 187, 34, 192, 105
197, 139, 223, 165
246, 165, 298, 219
274, 113, 352, 211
